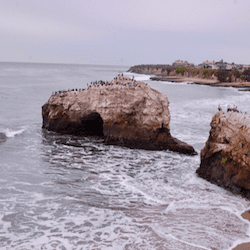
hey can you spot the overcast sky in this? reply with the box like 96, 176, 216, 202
0, 0, 250, 66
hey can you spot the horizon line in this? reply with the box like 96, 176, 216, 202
0, 60, 131, 68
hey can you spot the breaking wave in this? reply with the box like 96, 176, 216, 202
3, 126, 27, 138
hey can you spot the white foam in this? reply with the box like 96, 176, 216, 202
228, 238, 250, 250
134, 75, 151, 81
124, 72, 151, 81
4, 126, 27, 138
161, 81, 189, 85
168, 233, 211, 250
164, 202, 176, 214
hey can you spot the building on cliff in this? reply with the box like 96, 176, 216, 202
172, 60, 195, 68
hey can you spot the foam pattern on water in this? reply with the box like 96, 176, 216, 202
0, 127, 250, 250
1, 65, 250, 249
3, 126, 27, 138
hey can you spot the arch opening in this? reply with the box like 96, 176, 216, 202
79, 112, 104, 136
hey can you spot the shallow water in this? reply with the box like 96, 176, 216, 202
0, 62, 250, 249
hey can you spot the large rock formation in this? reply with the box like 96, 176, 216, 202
42, 75, 197, 155
196, 110, 250, 198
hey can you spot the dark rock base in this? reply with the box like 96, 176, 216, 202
105, 136, 197, 155
42, 104, 104, 136
196, 151, 250, 199
42, 104, 197, 155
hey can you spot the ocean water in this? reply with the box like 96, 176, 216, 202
0, 62, 250, 250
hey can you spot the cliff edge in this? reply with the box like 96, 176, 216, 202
42, 75, 197, 155
128, 64, 250, 85
196, 110, 250, 198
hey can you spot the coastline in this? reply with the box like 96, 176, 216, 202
128, 68, 250, 250
150, 76, 250, 89
127, 64, 250, 89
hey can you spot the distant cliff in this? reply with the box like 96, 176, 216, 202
128, 65, 250, 83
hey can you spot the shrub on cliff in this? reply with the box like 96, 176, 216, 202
191, 69, 199, 76
200, 69, 216, 78
240, 75, 248, 81
241, 70, 250, 81
176, 67, 187, 76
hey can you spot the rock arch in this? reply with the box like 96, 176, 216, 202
80, 112, 104, 136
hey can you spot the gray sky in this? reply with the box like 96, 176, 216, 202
1, 0, 250, 66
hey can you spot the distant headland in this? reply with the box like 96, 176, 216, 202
128, 59, 250, 89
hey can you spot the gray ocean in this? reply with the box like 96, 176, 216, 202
0, 62, 250, 250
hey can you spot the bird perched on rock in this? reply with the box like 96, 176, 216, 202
232, 105, 239, 113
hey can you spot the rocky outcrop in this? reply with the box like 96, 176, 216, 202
0, 132, 7, 143
42, 75, 197, 155
196, 110, 250, 198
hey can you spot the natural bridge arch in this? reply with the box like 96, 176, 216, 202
80, 112, 104, 136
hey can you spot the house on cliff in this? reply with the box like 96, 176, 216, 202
172, 60, 195, 68
243, 65, 250, 70
199, 60, 234, 70
199, 61, 214, 69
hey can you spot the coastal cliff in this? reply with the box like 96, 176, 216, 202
196, 110, 250, 198
42, 75, 197, 155
128, 64, 250, 85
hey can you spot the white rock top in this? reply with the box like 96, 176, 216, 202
48, 75, 170, 132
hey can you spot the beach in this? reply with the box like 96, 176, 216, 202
232, 211, 250, 250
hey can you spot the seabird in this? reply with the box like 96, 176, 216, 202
218, 104, 222, 111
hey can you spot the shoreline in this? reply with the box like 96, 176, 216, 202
232, 210, 250, 249
136, 71, 250, 249
149, 76, 250, 90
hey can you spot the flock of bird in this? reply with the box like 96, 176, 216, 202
51, 77, 247, 115
51, 74, 145, 96
218, 104, 247, 114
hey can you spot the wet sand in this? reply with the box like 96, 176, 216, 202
232, 242, 250, 250
232, 210, 250, 250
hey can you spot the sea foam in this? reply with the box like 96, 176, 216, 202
4, 127, 27, 138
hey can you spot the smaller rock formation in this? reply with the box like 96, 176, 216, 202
0, 132, 7, 143
42, 75, 197, 155
196, 110, 250, 198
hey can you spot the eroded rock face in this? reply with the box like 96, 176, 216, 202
196, 111, 250, 198
42, 75, 197, 155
